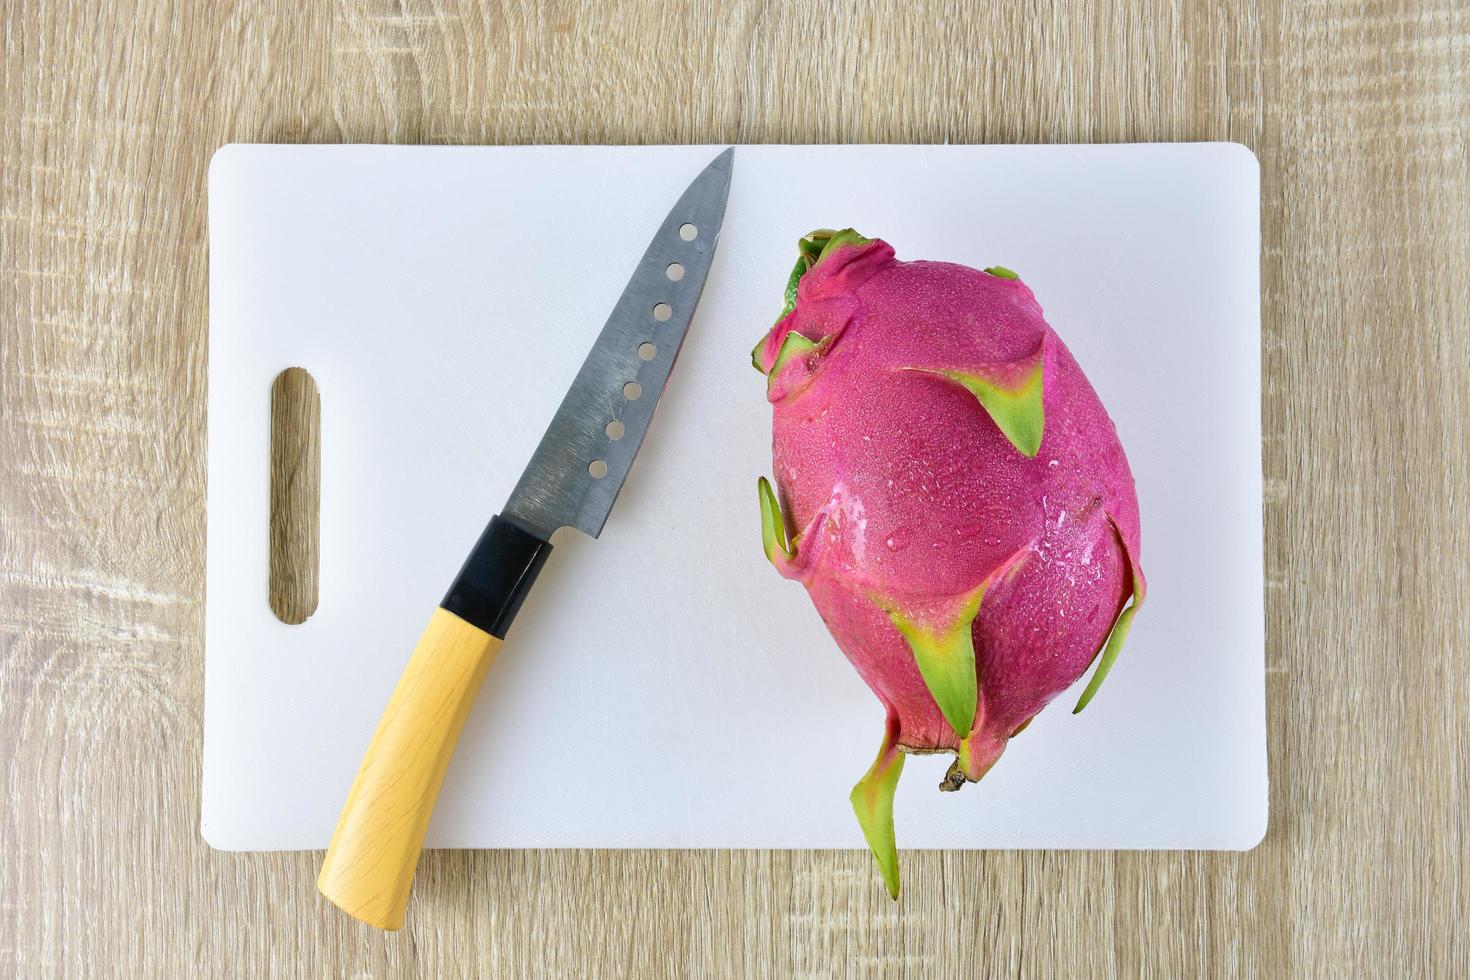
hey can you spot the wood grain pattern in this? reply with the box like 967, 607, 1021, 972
2, 0, 1467, 975
269, 367, 320, 625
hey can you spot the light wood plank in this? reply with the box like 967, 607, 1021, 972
2, 0, 1467, 975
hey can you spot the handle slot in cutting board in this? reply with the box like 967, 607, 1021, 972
269, 367, 320, 625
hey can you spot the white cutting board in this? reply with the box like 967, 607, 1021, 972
204, 144, 1266, 851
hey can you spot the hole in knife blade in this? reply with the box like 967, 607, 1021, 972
666, 262, 684, 281
623, 382, 642, 400
652, 303, 672, 322
679, 223, 697, 241
638, 342, 657, 361
606, 420, 625, 440
589, 459, 608, 479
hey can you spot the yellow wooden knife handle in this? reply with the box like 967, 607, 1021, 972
317, 608, 501, 930
318, 513, 552, 929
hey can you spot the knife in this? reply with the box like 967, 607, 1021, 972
317, 148, 734, 930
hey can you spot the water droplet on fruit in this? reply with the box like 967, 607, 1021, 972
884, 527, 911, 552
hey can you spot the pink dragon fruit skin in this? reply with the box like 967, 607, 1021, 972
753, 231, 1145, 897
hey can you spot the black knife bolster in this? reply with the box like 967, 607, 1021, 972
441, 514, 553, 639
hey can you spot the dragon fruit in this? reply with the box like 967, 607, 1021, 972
752, 230, 1145, 897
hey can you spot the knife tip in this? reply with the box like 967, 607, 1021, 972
709, 146, 735, 174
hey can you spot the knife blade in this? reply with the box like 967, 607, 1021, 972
505, 147, 733, 539
318, 149, 734, 930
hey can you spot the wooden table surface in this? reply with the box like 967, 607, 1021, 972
3, 1, 1467, 976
